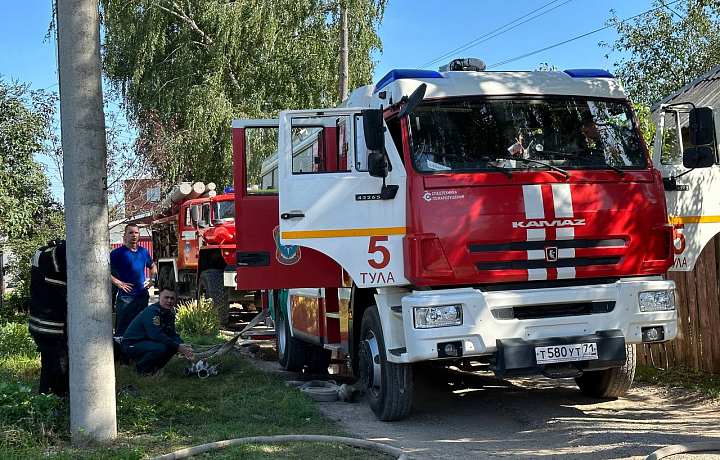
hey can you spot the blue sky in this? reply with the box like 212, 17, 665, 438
1, 0, 656, 200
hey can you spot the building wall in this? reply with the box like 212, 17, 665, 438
124, 178, 161, 217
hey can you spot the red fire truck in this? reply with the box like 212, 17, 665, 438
152, 183, 259, 325
232, 59, 678, 420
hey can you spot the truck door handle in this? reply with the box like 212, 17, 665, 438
281, 212, 305, 220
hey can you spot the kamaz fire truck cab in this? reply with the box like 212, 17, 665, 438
233, 59, 678, 421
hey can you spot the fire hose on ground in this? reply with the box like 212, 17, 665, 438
147, 435, 407, 460
645, 442, 720, 460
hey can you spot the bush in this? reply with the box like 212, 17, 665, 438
0, 322, 37, 359
0, 380, 68, 447
175, 297, 220, 336
0, 291, 30, 323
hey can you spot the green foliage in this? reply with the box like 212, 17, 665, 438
3, 353, 390, 459
0, 77, 65, 303
536, 62, 558, 71
605, 0, 720, 106
176, 297, 220, 336
635, 363, 720, 398
0, 380, 69, 449
0, 292, 30, 323
100, 0, 386, 189
0, 322, 37, 359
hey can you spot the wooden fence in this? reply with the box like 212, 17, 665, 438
641, 235, 720, 373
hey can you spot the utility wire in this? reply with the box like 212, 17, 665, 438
487, 0, 683, 69
419, 0, 573, 70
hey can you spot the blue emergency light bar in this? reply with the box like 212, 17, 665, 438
374, 69, 443, 93
563, 69, 614, 78
224, 187, 234, 194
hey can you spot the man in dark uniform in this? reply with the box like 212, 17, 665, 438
121, 287, 194, 375
29, 239, 69, 396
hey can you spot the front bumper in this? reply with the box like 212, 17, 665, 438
389, 277, 676, 365
492, 329, 627, 377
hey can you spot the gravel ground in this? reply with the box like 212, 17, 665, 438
243, 343, 720, 460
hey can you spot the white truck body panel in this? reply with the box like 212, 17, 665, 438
654, 105, 720, 271
277, 108, 409, 287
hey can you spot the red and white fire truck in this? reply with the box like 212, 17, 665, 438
232, 59, 678, 420
152, 182, 259, 325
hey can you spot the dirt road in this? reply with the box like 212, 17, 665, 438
248, 347, 720, 460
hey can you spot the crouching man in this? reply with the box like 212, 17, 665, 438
121, 287, 194, 375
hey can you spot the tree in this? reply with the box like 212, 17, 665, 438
0, 78, 65, 299
605, 0, 720, 107
101, 0, 387, 190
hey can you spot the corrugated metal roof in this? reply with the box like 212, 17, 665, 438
651, 64, 720, 115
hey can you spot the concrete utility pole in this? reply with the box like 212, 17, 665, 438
57, 0, 117, 442
339, 5, 349, 103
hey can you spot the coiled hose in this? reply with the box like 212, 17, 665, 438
147, 434, 407, 460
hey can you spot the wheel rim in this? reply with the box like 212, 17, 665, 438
361, 331, 382, 397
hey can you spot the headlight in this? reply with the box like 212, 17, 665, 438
413, 305, 462, 329
638, 290, 675, 312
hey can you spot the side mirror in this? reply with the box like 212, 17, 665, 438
368, 151, 389, 178
362, 109, 385, 151
689, 107, 715, 146
683, 146, 715, 168
190, 205, 199, 227
398, 83, 427, 119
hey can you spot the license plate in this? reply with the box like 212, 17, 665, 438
535, 343, 599, 364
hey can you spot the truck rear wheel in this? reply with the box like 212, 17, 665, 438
359, 306, 413, 421
575, 344, 636, 398
198, 269, 229, 327
275, 299, 306, 372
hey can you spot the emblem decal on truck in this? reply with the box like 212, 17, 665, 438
544, 246, 559, 262
273, 226, 301, 265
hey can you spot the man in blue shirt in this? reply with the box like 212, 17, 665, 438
111, 224, 157, 337
122, 287, 194, 375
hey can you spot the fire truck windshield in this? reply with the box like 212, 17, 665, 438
212, 200, 235, 223
408, 97, 646, 174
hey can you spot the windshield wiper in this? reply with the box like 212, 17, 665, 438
497, 156, 571, 179
478, 158, 513, 179
419, 151, 513, 179
539, 149, 626, 178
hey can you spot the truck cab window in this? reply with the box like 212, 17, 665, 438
200, 203, 210, 227
247, 127, 279, 194
409, 97, 646, 174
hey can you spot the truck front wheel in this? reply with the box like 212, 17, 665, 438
275, 298, 306, 372
359, 306, 413, 421
197, 269, 230, 327
575, 344, 636, 398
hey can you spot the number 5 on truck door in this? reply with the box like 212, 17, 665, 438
368, 236, 390, 269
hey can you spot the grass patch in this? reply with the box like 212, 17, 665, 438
635, 363, 720, 399
2, 350, 391, 459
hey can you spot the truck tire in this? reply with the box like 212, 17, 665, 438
157, 265, 177, 294
575, 344, 636, 398
306, 345, 331, 374
198, 269, 230, 327
275, 300, 306, 372
359, 306, 413, 421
